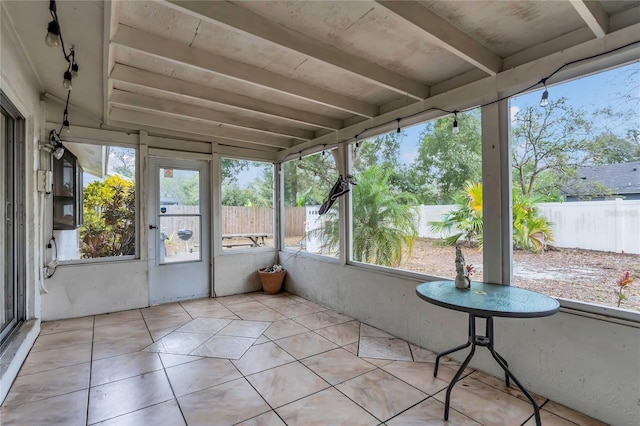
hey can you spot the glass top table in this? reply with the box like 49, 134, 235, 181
416, 280, 560, 318
416, 280, 560, 426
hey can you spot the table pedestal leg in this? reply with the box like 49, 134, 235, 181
438, 315, 542, 426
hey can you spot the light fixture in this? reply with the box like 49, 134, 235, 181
396, 118, 401, 134
299, 151, 302, 161
69, 47, 78, 78
540, 89, 549, 107
354, 134, 360, 150
322, 145, 326, 156
45, 20, 60, 47
44, 129, 65, 159
61, 108, 70, 133
452, 112, 459, 134
62, 70, 72, 90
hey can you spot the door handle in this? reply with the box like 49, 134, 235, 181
149, 225, 157, 230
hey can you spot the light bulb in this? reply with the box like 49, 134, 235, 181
53, 146, 65, 160
540, 89, 549, 107
62, 70, 72, 90
63, 119, 70, 133
45, 20, 60, 47
71, 62, 79, 78
396, 119, 401, 134
452, 119, 459, 134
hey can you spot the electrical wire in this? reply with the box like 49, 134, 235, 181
285, 40, 640, 163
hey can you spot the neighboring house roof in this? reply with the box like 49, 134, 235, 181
561, 161, 640, 198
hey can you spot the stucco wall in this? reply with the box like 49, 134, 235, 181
214, 250, 279, 296
281, 252, 640, 426
0, 7, 44, 405
41, 260, 148, 320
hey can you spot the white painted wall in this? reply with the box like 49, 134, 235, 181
0, 5, 44, 404
281, 253, 640, 426
417, 204, 458, 239
41, 260, 148, 320
214, 251, 279, 296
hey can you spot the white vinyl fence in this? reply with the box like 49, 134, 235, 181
418, 199, 640, 254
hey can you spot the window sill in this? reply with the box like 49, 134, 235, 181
558, 298, 640, 327
58, 255, 139, 266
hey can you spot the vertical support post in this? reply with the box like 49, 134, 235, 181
139, 131, 148, 260
337, 142, 349, 266
211, 146, 220, 297
481, 99, 512, 284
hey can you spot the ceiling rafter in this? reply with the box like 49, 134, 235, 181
570, 0, 609, 38
109, 64, 342, 131
109, 89, 313, 141
165, 0, 429, 100
108, 107, 296, 149
111, 24, 378, 118
106, 120, 283, 154
375, 1, 503, 76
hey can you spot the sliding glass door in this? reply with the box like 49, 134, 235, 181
1, 92, 25, 346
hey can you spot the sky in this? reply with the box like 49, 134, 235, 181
398, 60, 639, 165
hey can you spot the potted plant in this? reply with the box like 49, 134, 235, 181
258, 264, 286, 294
164, 232, 176, 257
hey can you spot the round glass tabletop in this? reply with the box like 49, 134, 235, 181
416, 281, 560, 318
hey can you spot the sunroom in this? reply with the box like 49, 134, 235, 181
1, 1, 639, 425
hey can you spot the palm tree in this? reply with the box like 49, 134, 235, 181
318, 165, 418, 267
430, 183, 554, 253
429, 182, 483, 247
512, 192, 555, 252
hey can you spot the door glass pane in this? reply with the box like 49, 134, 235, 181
1, 110, 14, 338
158, 168, 201, 264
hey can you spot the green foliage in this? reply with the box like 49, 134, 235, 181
429, 183, 483, 247
430, 183, 554, 253
409, 111, 482, 204
512, 98, 593, 197
283, 151, 337, 207
512, 192, 554, 252
109, 147, 135, 178
80, 175, 135, 258
319, 165, 418, 267
160, 170, 199, 206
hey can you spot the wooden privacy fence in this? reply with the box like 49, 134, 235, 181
222, 206, 306, 235
161, 205, 306, 237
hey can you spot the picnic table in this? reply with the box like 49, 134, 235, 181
222, 233, 270, 248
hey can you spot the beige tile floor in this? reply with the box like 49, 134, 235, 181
1, 292, 606, 426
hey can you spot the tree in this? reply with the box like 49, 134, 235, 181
429, 182, 483, 247
588, 131, 640, 164
283, 152, 338, 207
160, 171, 199, 205
80, 175, 135, 258
321, 165, 418, 267
410, 111, 482, 204
511, 98, 593, 197
429, 183, 554, 253
109, 147, 135, 178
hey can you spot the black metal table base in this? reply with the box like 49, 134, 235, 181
434, 314, 542, 426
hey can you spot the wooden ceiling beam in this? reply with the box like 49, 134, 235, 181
376, 1, 502, 76
166, 0, 428, 100
108, 107, 296, 149
111, 24, 378, 118
570, 0, 609, 38
109, 64, 342, 131
109, 89, 313, 141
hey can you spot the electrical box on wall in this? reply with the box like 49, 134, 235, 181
37, 170, 53, 193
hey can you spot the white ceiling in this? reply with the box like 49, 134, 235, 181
3, 0, 640, 159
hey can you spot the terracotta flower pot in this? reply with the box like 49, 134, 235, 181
258, 268, 286, 294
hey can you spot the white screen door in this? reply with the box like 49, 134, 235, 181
148, 157, 210, 304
